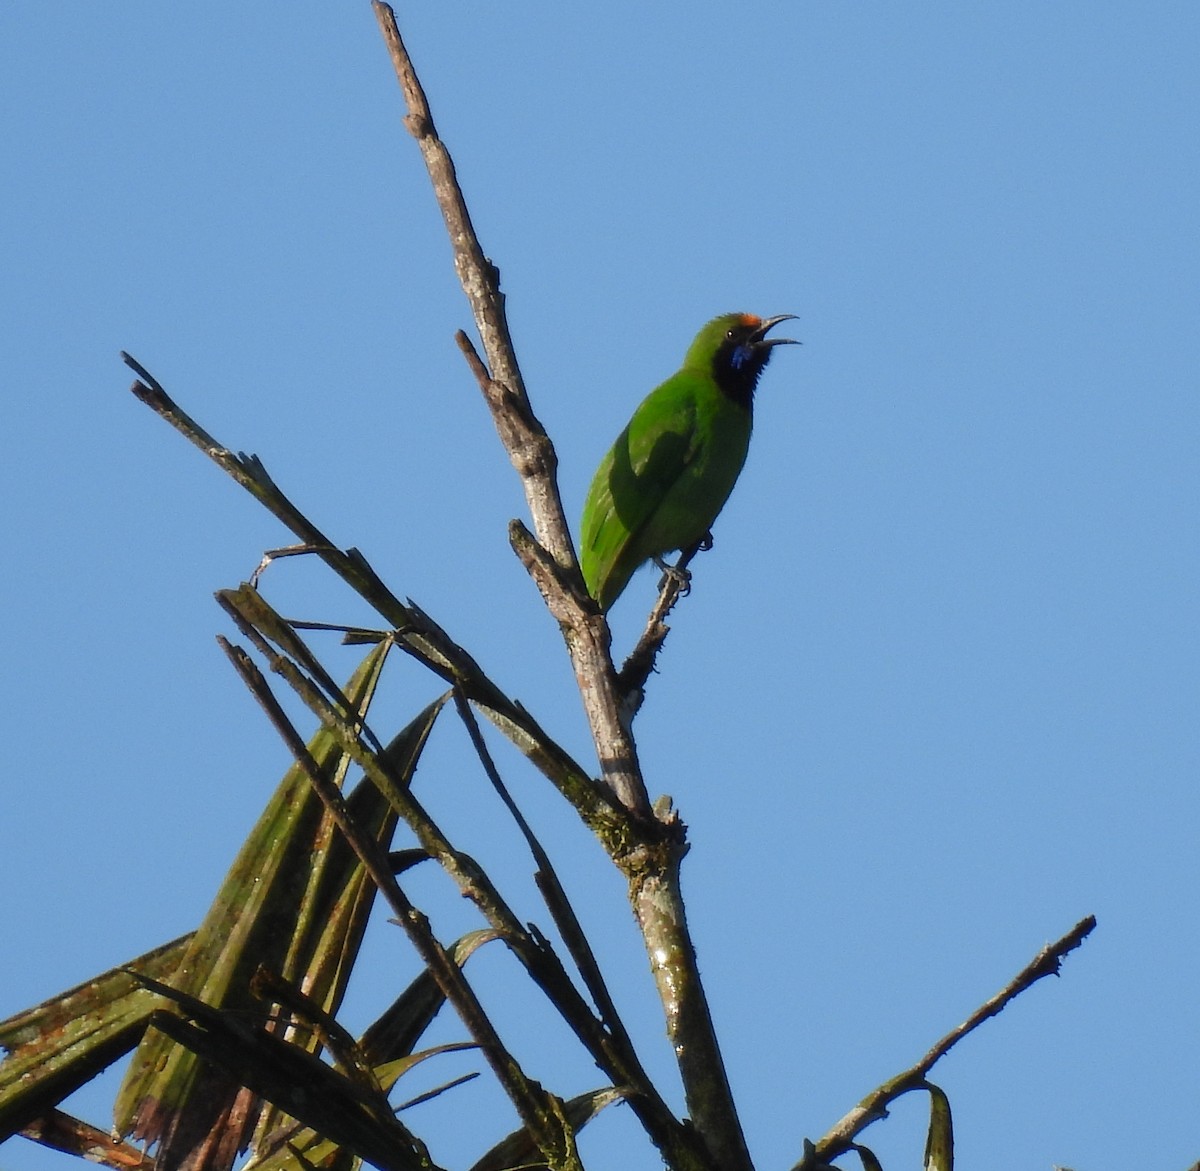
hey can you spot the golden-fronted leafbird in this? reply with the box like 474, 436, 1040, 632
579, 312, 798, 610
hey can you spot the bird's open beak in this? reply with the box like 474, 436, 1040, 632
752, 313, 800, 348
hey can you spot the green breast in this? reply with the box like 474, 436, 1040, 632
580, 369, 752, 609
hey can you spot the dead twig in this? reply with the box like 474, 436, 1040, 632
799, 915, 1098, 1168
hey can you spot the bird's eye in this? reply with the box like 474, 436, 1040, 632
726, 328, 736, 339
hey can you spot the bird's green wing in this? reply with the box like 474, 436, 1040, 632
579, 310, 792, 610
580, 376, 704, 609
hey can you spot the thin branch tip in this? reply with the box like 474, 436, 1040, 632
807, 912, 1099, 1165
121, 350, 158, 387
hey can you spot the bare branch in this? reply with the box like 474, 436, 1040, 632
371, 13, 657, 824
617, 539, 709, 706
914, 915, 1096, 1073
370, 8, 751, 1166
800, 915, 1098, 1168
374, 4, 572, 569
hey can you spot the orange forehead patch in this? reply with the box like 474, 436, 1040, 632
738, 313, 762, 328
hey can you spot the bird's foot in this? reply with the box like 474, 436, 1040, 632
654, 555, 693, 596
698, 531, 714, 552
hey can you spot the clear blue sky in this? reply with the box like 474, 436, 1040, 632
2, 4, 1197, 1170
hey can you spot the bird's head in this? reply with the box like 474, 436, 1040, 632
688, 312, 800, 408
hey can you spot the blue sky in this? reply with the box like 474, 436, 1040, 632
2, 4, 1197, 1170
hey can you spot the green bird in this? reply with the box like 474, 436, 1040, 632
579, 312, 798, 611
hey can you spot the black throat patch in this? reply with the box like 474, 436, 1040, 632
711, 327, 775, 410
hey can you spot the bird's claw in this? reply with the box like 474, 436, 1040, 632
653, 556, 693, 596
